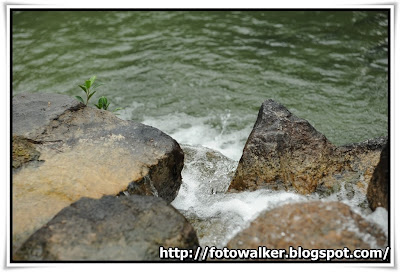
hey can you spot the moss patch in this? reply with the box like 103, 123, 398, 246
12, 136, 40, 169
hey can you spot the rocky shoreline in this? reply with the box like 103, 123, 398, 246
12, 94, 389, 261
12, 93, 185, 256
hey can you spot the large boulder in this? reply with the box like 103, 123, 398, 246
12, 93, 184, 253
227, 201, 387, 259
229, 99, 339, 194
228, 99, 386, 195
367, 143, 389, 210
14, 195, 199, 260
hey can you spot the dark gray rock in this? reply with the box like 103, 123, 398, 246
12, 93, 184, 253
367, 143, 389, 210
12, 92, 83, 138
14, 195, 199, 261
228, 99, 339, 194
229, 99, 387, 196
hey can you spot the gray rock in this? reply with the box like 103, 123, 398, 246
229, 99, 387, 196
228, 99, 338, 194
181, 144, 236, 195
14, 195, 199, 260
12, 92, 83, 138
12, 93, 184, 253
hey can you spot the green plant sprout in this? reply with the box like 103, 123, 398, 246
95, 96, 110, 110
75, 76, 103, 105
95, 96, 123, 114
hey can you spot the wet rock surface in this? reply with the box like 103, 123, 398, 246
180, 144, 236, 195
227, 201, 387, 260
229, 99, 340, 194
229, 99, 387, 195
367, 143, 389, 210
14, 195, 199, 261
171, 145, 238, 247
12, 93, 184, 253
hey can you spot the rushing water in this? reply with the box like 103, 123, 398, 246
12, 10, 389, 247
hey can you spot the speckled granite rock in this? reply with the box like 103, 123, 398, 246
227, 201, 387, 260
228, 99, 387, 195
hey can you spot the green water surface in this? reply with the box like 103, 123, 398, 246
12, 10, 389, 156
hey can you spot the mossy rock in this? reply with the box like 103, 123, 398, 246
12, 136, 40, 169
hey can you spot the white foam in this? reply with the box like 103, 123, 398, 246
141, 112, 251, 161
319, 182, 388, 244
366, 207, 389, 238
121, 108, 389, 248
322, 178, 369, 215
171, 144, 311, 247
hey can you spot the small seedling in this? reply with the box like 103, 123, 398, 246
75, 76, 103, 105
95, 96, 110, 110
95, 96, 123, 114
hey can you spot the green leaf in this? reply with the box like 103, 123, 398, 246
75, 96, 85, 104
96, 96, 109, 110
89, 75, 96, 85
85, 80, 91, 89
78, 85, 87, 92
98, 96, 108, 104
88, 90, 96, 101
94, 103, 101, 109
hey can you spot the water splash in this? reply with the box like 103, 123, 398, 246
142, 113, 252, 161
172, 144, 314, 247
171, 144, 388, 248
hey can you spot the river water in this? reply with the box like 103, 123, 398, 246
12, 10, 389, 248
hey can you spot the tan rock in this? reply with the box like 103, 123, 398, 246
12, 93, 184, 253
227, 201, 387, 260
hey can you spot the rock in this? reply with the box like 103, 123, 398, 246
313, 137, 387, 207
12, 93, 84, 138
12, 136, 41, 170
12, 93, 184, 253
337, 136, 387, 186
14, 195, 199, 260
367, 143, 389, 210
227, 201, 387, 260
229, 99, 387, 195
229, 99, 340, 194
178, 211, 229, 248
171, 145, 238, 248
180, 144, 236, 195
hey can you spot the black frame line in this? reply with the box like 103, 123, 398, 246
9, 7, 392, 264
